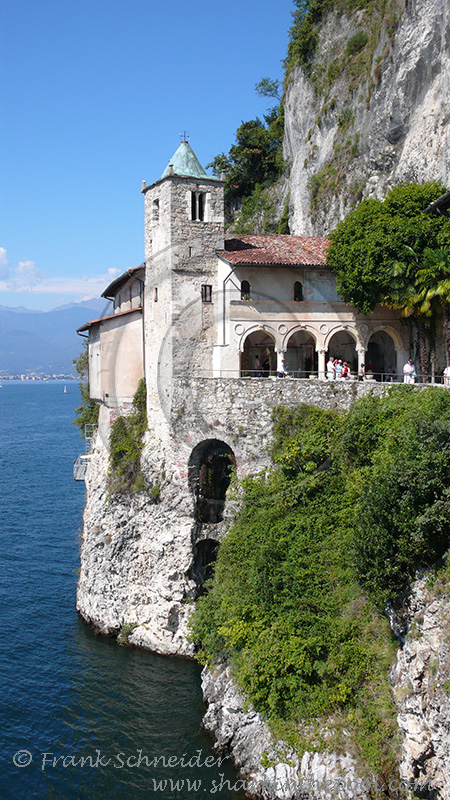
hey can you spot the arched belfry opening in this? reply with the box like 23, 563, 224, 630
188, 439, 236, 524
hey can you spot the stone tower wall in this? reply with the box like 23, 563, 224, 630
143, 175, 224, 442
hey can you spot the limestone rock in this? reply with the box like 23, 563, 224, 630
201, 666, 368, 800
391, 576, 450, 795
284, 0, 450, 235
76, 433, 204, 656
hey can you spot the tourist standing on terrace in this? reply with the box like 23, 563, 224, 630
403, 359, 416, 384
326, 357, 335, 380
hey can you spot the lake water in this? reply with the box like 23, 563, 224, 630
0, 382, 245, 799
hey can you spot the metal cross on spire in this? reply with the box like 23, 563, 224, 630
180, 130, 190, 142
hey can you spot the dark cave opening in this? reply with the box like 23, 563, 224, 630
188, 439, 236, 524
189, 538, 220, 595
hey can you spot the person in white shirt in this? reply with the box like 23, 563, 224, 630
403, 359, 415, 384
326, 358, 335, 380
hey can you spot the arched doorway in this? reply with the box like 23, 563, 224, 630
188, 439, 236, 523
285, 330, 318, 377
241, 330, 276, 376
366, 330, 397, 380
326, 330, 358, 373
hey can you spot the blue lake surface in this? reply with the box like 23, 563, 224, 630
0, 382, 245, 799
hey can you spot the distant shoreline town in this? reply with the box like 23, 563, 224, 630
0, 373, 78, 382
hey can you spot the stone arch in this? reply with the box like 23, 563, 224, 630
325, 327, 359, 373
240, 327, 278, 376
365, 324, 403, 352
366, 328, 399, 380
325, 325, 361, 350
283, 327, 319, 377
282, 325, 320, 350
188, 439, 236, 523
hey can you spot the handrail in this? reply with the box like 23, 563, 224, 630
181, 369, 449, 384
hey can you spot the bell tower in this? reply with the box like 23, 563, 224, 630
141, 141, 224, 432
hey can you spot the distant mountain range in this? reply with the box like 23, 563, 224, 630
0, 298, 112, 374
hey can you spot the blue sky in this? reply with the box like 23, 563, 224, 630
1, 0, 293, 311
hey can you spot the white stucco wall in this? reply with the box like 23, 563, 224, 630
89, 310, 144, 404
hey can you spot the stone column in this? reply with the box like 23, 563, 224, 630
276, 350, 285, 375
358, 348, 366, 376
394, 348, 402, 383
318, 349, 326, 380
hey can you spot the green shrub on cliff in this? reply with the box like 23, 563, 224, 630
108, 379, 147, 494
285, 0, 378, 75
73, 341, 99, 433
349, 389, 450, 606
190, 388, 450, 775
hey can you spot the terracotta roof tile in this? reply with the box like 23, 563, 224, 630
219, 234, 329, 266
77, 306, 142, 333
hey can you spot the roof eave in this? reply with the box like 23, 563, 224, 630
101, 266, 144, 299
143, 174, 224, 193
217, 254, 326, 268
77, 306, 142, 333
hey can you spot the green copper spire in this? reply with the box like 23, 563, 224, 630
161, 141, 210, 180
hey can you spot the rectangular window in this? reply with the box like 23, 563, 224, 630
201, 285, 212, 303
198, 192, 204, 220
191, 191, 206, 221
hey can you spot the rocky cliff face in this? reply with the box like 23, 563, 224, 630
391, 576, 450, 796
201, 576, 450, 799
284, 0, 450, 236
202, 667, 370, 800
76, 431, 233, 656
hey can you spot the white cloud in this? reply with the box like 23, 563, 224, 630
0, 248, 42, 291
0, 249, 126, 300
0, 247, 11, 280
15, 259, 42, 289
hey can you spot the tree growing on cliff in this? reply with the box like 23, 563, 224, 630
328, 183, 450, 377
327, 182, 450, 315
416, 246, 450, 366
208, 108, 285, 224
108, 379, 147, 494
190, 391, 450, 780
73, 341, 99, 433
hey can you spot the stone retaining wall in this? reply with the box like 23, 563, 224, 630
170, 377, 390, 477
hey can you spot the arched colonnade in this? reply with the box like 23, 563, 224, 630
239, 322, 404, 379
